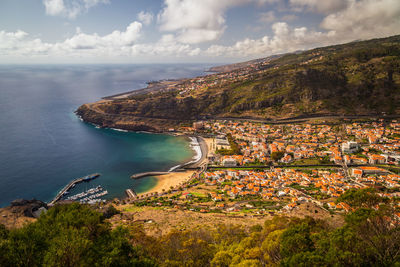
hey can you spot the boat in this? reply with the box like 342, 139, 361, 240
82, 173, 100, 181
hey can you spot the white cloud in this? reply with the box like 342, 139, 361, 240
321, 0, 400, 40
157, 0, 285, 44
137, 11, 154, 26
259, 11, 276, 23
206, 22, 336, 57
0, 22, 142, 58
4, 0, 400, 63
256, 0, 281, 5
178, 28, 225, 44
290, 0, 348, 14
42, 0, 109, 19
0, 22, 202, 62
281, 14, 298, 21
43, 0, 66, 16
63, 21, 142, 49
131, 34, 199, 57
158, 0, 252, 44
206, 0, 400, 59
0, 30, 53, 56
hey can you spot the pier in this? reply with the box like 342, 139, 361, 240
131, 172, 169, 179
125, 189, 137, 199
48, 173, 100, 206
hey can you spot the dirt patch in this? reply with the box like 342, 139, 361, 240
285, 203, 345, 228
0, 207, 36, 229
112, 205, 270, 236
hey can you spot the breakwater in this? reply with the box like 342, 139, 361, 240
131, 172, 169, 179
48, 173, 100, 205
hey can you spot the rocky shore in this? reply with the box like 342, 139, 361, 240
76, 103, 180, 132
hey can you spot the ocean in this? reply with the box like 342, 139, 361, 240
0, 64, 212, 207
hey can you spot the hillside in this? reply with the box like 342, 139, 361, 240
77, 35, 400, 131
207, 54, 282, 73
1, 189, 399, 266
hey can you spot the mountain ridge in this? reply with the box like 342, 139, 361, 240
77, 35, 400, 131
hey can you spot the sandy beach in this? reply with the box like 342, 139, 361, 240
136, 135, 209, 197
138, 170, 195, 196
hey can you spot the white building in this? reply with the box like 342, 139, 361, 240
222, 158, 237, 167
216, 136, 230, 150
341, 141, 359, 154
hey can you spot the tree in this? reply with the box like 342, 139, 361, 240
271, 151, 285, 162
337, 188, 386, 208
0, 203, 155, 267
211, 251, 234, 267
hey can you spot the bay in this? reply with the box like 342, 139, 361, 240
0, 64, 211, 207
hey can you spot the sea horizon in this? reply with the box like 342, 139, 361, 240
0, 63, 214, 207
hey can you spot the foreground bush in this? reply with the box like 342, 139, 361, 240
0, 203, 155, 267
1, 189, 399, 266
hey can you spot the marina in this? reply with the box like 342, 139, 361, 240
79, 189, 108, 204
48, 173, 101, 205
66, 185, 104, 201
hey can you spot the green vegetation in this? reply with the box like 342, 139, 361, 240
216, 134, 241, 155
290, 157, 331, 165
78, 35, 400, 128
0, 203, 155, 267
215, 148, 235, 156
388, 167, 400, 174
368, 148, 383, 154
336, 188, 388, 208
227, 134, 241, 155
1, 189, 399, 266
355, 152, 368, 159
271, 151, 285, 161
137, 189, 399, 267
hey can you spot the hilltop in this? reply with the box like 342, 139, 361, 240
77, 35, 400, 131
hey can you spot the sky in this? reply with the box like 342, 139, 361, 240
0, 0, 399, 64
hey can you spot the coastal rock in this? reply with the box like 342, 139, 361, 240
9, 199, 48, 218
76, 103, 181, 132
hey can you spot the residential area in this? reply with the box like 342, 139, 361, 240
124, 119, 399, 222
158, 119, 400, 215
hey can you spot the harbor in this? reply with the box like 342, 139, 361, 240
46, 135, 206, 206
48, 173, 101, 205
65, 185, 108, 204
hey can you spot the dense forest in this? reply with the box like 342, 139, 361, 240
1, 188, 399, 266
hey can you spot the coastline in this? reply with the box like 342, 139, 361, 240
167, 136, 201, 172
134, 135, 208, 196
77, 116, 208, 198
137, 170, 196, 196
78, 113, 207, 167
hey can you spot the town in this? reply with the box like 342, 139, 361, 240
126, 119, 400, 219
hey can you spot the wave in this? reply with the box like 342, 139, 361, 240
168, 164, 181, 172
110, 128, 128, 132
188, 136, 202, 163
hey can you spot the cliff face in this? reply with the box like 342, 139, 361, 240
76, 104, 182, 132
77, 35, 400, 131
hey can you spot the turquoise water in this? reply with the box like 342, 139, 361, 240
0, 64, 211, 207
